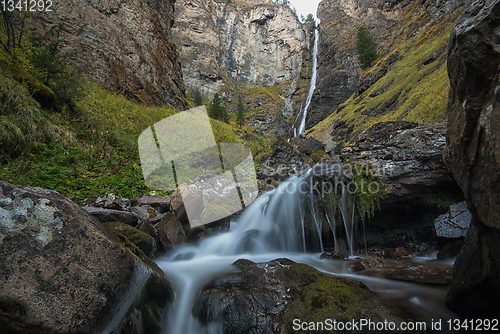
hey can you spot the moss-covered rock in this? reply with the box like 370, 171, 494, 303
193, 258, 422, 334
104, 222, 158, 259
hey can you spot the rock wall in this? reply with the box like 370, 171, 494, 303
444, 0, 500, 319
30, 0, 187, 108
172, 0, 305, 99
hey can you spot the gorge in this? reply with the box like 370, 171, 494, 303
1, 0, 500, 332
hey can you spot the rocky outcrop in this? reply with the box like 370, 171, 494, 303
443, 0, 500, 319
0, 182, 173, 334
30, 0, 187, 108
173, 0, 305, 96
340, 121, 464, 249
306, 0, 411, 130
173, 0, 305, 136
193, 258, 421, 333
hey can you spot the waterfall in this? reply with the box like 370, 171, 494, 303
293, 28, 319, 137
157, 166, 358, 333
155, 164, 456, 333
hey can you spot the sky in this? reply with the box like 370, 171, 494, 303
289, 0, 322, 22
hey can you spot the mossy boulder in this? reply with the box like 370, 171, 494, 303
193, 258, 421, 333
0, 181, 172, 334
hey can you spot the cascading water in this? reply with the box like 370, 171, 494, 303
156, 166, 458, 333
293, 28, 319, 137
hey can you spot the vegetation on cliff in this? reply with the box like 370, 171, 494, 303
0, 15, 274, 202
308, 0, 463, 143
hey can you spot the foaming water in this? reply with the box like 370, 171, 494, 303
156, 170, 458, 333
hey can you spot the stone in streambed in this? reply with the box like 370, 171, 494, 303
386, 267, 452, 285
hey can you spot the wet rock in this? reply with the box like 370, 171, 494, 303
0, 181, 173, 334
81, 206, 139, 226
320, 251, 345, 260
434, 201, 471, 238
443, 0, 500, 319
132, 196, 171, 214
386, 267, 451, 285
155, 212, 186, 251
349, 262, 366, 272
193, 258, 421, 333
437, 239, 464, 260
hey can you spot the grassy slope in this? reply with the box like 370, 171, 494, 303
0, 74, 273, 202
308, 2, 461, 143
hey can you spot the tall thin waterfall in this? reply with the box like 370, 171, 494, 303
293, 28, 319, 137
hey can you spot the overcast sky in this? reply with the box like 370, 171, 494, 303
289, 0, 322, 22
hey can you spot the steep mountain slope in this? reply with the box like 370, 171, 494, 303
308, 0, 467, 148
173, 0, 307, 136
306, 0, 411, 130
29, 0, 187, 108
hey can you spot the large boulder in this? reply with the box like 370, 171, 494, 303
193, 258, 421, 333
443, 0, 500, 318
340, 121, 464, 249
0, 182, 173, 334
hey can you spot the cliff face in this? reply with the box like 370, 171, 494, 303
173, 0, 306, 136
444, 0, 500, 318
173, 0, 305, 97
31, 0, 187, 108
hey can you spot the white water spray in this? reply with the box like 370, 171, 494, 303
156, 167, 458, 333
293, 28, 319, 137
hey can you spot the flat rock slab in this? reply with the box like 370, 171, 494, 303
82, 206, 139, 225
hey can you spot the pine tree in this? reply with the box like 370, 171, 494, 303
194, 90, 203, 106
236, 95, 245, 127
356, 27, 379, 69
209, 93, 227, 122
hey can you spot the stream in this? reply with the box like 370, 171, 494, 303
155, 168, 460, 333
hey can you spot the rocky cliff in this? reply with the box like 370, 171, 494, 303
173, 0, 306, 136
173, 0, 305, 96
30, 0, 187, 108
308, 0, 467, 148
444, 0, 500, 319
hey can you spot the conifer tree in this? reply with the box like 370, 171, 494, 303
236, 95, 245, 127
356, 27, 379, 69
194, 90, 203, 106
